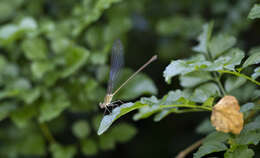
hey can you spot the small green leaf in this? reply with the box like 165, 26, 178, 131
193, 22, 214, 54
180, 71, 212, 88
202, 97, 215, 107
110, 123, 137, 143
203, 131, 230, 143
156, 15, 203, 38
234, 131, 260, 145
22, 37, 47, 60
224, 146, 254, 158
0, 102, 16, 121
248, 4, 260, 19
224, 76, 247, 92
99, 133, 116, 150
153, 110, 172, 122
61, 46, 90, 78
252, 67, 260, 79
194, 132, 230, 158
72, 120, 90, 139
18, 133, 45, 156
248, 46, 260, 55
209, 34, 236, 58
0, 25, 21, 45
50, 143, 76, 158
31, 61, 55, 79
223, 48, 244, 70
242, 51, 260, 68
38, 91, 70, 122
196, 119, 215, 134
133, 105, 161, 121
240, 103, 254, 113
97, 102, 146, 135
163, 55, 210, 83
194, 142, 228, 158
10, 105, 37, 128
72, 0, 122, 36
191, 83, 220, 103
81, 139, 98, 156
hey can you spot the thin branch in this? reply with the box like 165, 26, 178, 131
214, 78, 227, 96
218, 70, 260, 86
159, 104, 212, 111
39, 123, 56, 144
176, 138, 204, 158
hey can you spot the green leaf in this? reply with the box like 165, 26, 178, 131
115, 69, 157, 100
240, 103, 255, 118
193, 22, 214, 54
248, 4, 260, 19
202, 97, 215, 107
194, 132, 230, 158
156, 15, 203, 38
223, 48, 244, 70
50, 143, 76, 158
97, 102, 146, 135
98, 132, 116, 150
81, 139, 98, 156
209, 34, 236, 58
110, 123, 137, 143
248, 46, 260, 55
252, 67, 260, 79
0, 0, 23, 22
163, 55, 210, 83
0, 17, 37, 45
234, 130, 260, 145
22, 37, 48, 60
38, 90, 70, 122
224, 76, 247, 92
73, 0, 122, 36
61, 46, 90, 78
224, 146, 254, 158
194, 142, 228, 158
191, 83, 220, 103
18, 133, 45, 156
203, 131, 230, 143
0, 102, 16, 121
133, 105, 161, 121
180, 71, 212, 88
242, 51, 260, 68
196, 119, 215, 134
153, 110, 173, 122
10, 105, 37, 128
72, 120, 90, 139
31, 61, 55, 79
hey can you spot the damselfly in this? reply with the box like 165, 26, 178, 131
99, 40, 157, 111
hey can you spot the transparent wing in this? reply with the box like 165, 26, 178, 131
107, 39, 124, 94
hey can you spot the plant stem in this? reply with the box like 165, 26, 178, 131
159, 104, 212, 111
206, 50, 227, 96
176, 138, 204, 158
218, 70, 260, 86
214, 77, 227, 96
39, 123, 56, 144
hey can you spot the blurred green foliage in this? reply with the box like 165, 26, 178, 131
0, 0, 260, 158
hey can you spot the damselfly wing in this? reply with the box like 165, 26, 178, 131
99, 40, 157, 110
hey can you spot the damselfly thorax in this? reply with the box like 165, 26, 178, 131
99, 39, 157, 110
99, 94, 113, 109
